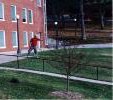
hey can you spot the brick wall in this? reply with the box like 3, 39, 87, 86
0, 0, 45, 52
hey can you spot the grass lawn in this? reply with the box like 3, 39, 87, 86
0, 70, 112, 99
0, 48, 112, 82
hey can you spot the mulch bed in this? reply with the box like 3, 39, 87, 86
49, 91, 84, 100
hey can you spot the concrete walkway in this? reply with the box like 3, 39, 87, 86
0, 48, 50, 64
76, 43, 112, 48
0, 67, 112, 85
0, 55, 17, 64
0, 43, 112, 64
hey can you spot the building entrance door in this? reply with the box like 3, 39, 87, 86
37, 33, 41, 48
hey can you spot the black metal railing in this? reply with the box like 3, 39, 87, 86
0, 54, 112, 82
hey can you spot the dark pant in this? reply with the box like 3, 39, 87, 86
28, 46, 37, 55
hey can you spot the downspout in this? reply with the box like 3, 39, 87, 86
43, 0, 48, 46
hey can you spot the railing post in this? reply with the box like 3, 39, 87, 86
43, 59, 45, 72
17, 55, 19, 69
97, 66, 99, 80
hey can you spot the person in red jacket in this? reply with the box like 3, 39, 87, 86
27, 35, 41, 56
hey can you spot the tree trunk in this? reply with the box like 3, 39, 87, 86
80, 0, 86, 40
100, 14, 105, 30
99, 3, 105, 30
66, 54, 71, 92
66, 70, 69, 92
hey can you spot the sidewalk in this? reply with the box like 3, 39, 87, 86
0, 48, 50, 64
76, 43, 113, 48
0, 67, 112, 85
0, 43, 112, 55
0, 48, 49, 55
0, 55, 17, 64
0, 43, 112, 64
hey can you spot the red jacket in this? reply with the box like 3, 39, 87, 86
30, 37, 40, 46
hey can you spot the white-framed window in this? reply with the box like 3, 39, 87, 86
29, 32, 34, 39
12, 31, 18, 47
0, 30, 6, 48
0, 2, 4, 21
22, 8, 27, 23
28, 9, 33, 24
11, 5, 17, 21
37, 0, 41, 7
23, 31, 28, 47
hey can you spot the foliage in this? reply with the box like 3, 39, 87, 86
47, 0, 111, 16
0, 70, 112, 99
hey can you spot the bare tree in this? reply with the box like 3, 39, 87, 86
43, 39, 85, 92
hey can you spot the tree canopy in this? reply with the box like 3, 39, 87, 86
47, 0, 111, 17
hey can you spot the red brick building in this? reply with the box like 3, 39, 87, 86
0, 0, 47, 52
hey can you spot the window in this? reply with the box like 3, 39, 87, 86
37, 0, 41, 7
0, 30, 5, 48
29, 32, 34, 39
0, 2, 4, 20
12, 31, 18, 47
11, 5, 16, 21
28, 9, 33, 24
22, 8, 27, 23
23, 32, 28, 47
